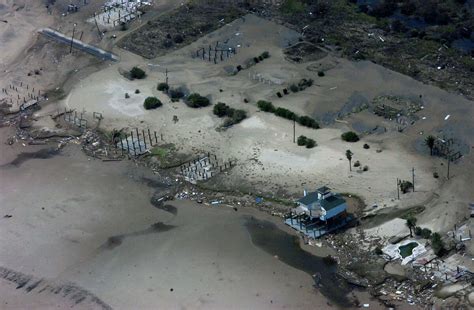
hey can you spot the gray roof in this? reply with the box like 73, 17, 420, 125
297, 191, 346, 211
320, 195, 346, 211
317, 186, 331, 194
297, 191, 319, 206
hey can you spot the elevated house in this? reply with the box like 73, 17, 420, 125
285, 187, 351, 238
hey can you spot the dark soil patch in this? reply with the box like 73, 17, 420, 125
3, 148, 60, 167
118, 3, 243, 59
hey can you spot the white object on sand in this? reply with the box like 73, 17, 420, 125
445, 114, 450, 120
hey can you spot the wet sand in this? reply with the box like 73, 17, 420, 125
0, 142, 381, 309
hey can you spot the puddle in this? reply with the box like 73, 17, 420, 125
101, 222, 175, 251
244, 216, 352, 307
3, 148, 60, 167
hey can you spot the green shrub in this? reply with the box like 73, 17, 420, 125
298, 116, 320, 129
215, 102, 247, 127
421, 228, 432, 239
143, 96, 162, 110
363, 143, 370, 149
374, 247, 383, 255
275, 107, 297, 120
169, 88, 184, 100
130, 67, 146, 79
135, 89, 140, 94
125, 93, 130, 99
297, 135, 307, 146
157, 82, 169, 92
230, 109, 247, 124
414, 226, 422, 236
399, 180, 413, 194
341, 131, 360, 142
353, 160, 361, 167
186, 93, 210, 108
261, 51, 270, 59
363, 165, 369, 171
306, 138, 316, 148
257, 100, 275, 112
213, 102, 230, 117
290, 84, 299, 93
431, 233, 445, 256
318, 71, 325, 77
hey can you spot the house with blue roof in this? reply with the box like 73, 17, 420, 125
284, 186, 351, 238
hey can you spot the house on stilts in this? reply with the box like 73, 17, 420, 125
284, 186, 352, 238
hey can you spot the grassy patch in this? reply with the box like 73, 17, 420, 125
281, 0, 305, 14
150, 146, 168, 159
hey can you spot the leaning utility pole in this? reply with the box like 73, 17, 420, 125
412, 167, 415, 192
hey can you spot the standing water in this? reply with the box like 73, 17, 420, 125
245, 216, 353, 307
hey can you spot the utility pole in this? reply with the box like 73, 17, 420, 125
70, 23, 77, 54
293, 119, 296, 143
412, 167, 415, 192
165, 68, 168, 85
397, 178, 400, 200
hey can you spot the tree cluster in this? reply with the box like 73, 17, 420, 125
256, 100, 320, 129
341, 131, 360, 142
186, 93, 210, 108
213, 102, 247, 127
143, 96, 162, 110
130, 67, 146, 80
297, 135, 316, 148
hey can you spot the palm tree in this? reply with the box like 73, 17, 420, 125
346, 150, 353, 172
406, 216, 417, 237
425, 135, 435, 156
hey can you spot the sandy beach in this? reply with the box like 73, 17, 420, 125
0, 140, 380, 309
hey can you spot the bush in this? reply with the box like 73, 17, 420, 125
143, 96, 162, 110
318, 71, 325, 77
277, 92, 283, 98
125, 93, 130, 99
414, 226, 422, 236
341, 131, 360, 142
290, 84, 299, 93
431, 232, 445, 256
186, 93, 210, 108
130, 67, 146, 79
298, 116, 320, 129
157, 82, 169, 92
363, 143, 370, 149
306, 138, 316, 148
135, 89, 140, 94
169, 88, 184, 100
297, 135, 307, 146
353, 160, 361, 167
433, 172, 439, 179
213, 102, 230, 117
275, 107, 297, 120
421, 228, 432, 239
257, 100, 275, 112
363, 165, 369, 171
253, 57, 259, 63
261, 51, 270, 59
399, 180, 413, 194
230, 109, 247, 124
214, 102, 247, 126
